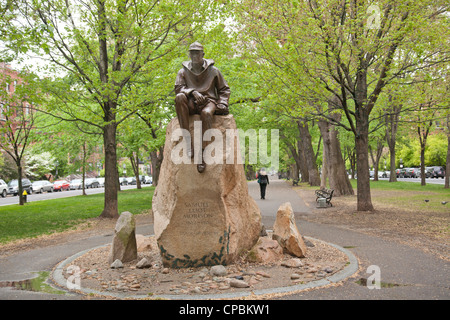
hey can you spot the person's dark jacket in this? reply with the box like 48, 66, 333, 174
257, 174, 269, 184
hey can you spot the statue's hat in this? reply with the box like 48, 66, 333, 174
189, 41, 204, 51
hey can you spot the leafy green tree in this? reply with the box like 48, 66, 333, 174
0, 72, 40, 204
233, 0, 449, 211
24, 151, 55, 180
7, 0, 221, 218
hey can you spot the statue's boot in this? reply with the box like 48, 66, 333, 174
197, 162, 206, 173
197, 149, 206, 173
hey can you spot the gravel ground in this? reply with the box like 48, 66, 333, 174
60, 234, 349, 298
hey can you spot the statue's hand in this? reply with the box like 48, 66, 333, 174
192, 91, 206, 105
217, 103, 227, 110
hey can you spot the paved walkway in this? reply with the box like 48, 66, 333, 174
0, 177, 448, 300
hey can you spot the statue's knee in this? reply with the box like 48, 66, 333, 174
175, 93, 187, 104
201, 109, 213, 120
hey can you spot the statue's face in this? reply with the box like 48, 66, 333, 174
189, 50, 204, 64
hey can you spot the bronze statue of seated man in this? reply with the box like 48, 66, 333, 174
174, 41, 231, 173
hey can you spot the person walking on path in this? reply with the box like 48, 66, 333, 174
257, 169, 269, 199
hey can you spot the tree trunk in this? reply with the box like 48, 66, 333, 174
82, 141, 87, 195
297, 139, 309, 183
445, 133, 449, 189
282, 134, 301, 182
18, 164, 24, 205
417, 117, 432, 187
385, 100, 401, 183
420, 145, 426, 186
388, 146, 397, 182
100, 121, 119, 219
130, 153, 142, 189
320, 154, 327, 189
329, 126, 354, 196
98, 2, 118, 219
150, 146, 163, 187
355, 111, 374, 211
297, 120, 320, 186
369, 140, 384, 182
318, 118, 353, 196
346, 146, 356, 179
445, 115, 449, 189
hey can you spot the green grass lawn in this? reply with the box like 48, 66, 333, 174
358, 179, 449, 193
0, 187, 154, 244
365, 180, 449, 213
296, 178, 449, 213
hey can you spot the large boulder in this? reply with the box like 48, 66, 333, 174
152, 114, 262, 268
272, 202, 307, 257
109, 212, 137, 264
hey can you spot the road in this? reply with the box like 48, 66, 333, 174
377, 177, 446, 185
1, 177, 446, 207
0, 184, 152, 207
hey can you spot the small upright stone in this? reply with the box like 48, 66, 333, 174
110, 259, 123, 269
109, 212, 137, 264
272, 202, 307, 257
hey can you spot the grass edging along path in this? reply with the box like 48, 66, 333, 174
0, 187, 155, 245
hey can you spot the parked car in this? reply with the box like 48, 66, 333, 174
416, 168, 428, 178
378, 171, 390, 178
0, 179, 8, 197
32, 180, 54, 193
425, 167, 434, 178
428, 166, 445, 179
97, 177, 105, 187
53, 180, 70, 191
85, 178, 99, 188
144, 176, 152, 184
126, 177, 137, 185
7, 179, 33, 196
119, 177, 128, 186
396, 168, 406, 178
403, 168, 417, 178
70, 179, 83, 190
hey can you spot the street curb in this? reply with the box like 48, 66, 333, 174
51, 236, 359, 300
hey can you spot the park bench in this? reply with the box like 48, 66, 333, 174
292, 179, 299, 186
315, 188, 334, 207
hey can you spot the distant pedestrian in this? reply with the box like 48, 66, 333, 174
257, 169, 269, 199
